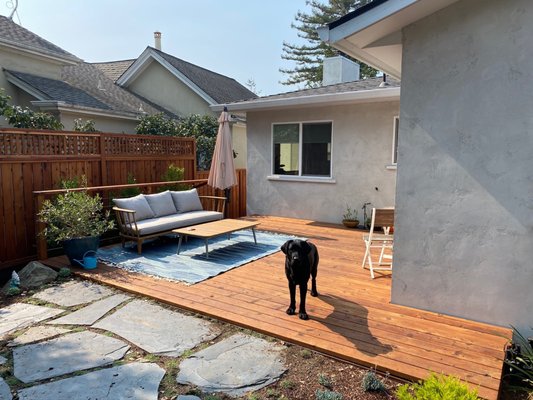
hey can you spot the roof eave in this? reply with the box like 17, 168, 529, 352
319, 0, 461, 79
0, 39, 80, 65
32, 100, 142, 121
210, 87, 400, 113
5, 70, 50, 100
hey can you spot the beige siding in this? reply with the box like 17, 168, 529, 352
59, 112, 138, 134
127, 61, 213, 117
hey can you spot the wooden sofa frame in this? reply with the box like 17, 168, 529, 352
113, 195, 226, 255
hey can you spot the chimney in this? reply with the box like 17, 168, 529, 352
322, 56, 360, 86
154, 31, 162, 50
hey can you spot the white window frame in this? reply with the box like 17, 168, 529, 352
270, 120, 334, 181
389, 116, 399, 168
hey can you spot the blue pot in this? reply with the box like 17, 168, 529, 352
63, 236, 99, 267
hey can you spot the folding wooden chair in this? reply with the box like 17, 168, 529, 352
361, 208, 394, 279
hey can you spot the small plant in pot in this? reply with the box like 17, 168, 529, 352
38, 179, 114, 268
342, 205, 359, 228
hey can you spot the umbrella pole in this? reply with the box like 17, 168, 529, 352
224, 188, 231, 218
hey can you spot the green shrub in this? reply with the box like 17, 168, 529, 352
361, 370, 386, 392
175, 114, 218, 171
160, 163, 189, 191
504, 327, 533, 391
315, 389, 342, 400
318, 373, 333, 389
119, 173, 142, 198
73, 118, 99, 132
57, 268, 72, 278
6, 287, 21, 296
396, 373, 478, 400
135, 113, 176, 136
38, 183, 114, 243
4, 105, 63, 130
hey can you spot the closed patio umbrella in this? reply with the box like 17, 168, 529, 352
208, 107, 237, 203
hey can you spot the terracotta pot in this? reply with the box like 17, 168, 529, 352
342, 219, 359, 228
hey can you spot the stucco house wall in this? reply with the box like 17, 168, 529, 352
246, 101, 399, 223
127, 61, 213, 117
59, 112, 138, 134
392, 0, 533, 334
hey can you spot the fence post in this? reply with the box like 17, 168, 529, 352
35, 194, 48, 260
99, 133, 108, 186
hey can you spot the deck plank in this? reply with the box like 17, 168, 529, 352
43, 215, 509, 400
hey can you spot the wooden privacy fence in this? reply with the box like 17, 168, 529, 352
0, 128, 246, 270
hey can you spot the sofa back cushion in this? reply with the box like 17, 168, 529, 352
171, 189, 203, 213
144, 190, 177, 217
113, 194, 155, 221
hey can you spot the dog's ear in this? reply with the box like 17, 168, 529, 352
302, 241, 313, 255
281, 240, 292, 254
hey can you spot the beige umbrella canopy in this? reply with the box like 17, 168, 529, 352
208, 108, 237, 190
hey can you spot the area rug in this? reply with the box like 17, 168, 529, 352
97, 230, 302, 285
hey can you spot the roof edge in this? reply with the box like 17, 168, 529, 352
211, 86, 400, 113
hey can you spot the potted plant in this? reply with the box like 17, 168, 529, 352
38, 182, 114, 267
342, 206, 359, 228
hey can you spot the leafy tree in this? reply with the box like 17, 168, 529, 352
281, 0, 378, 87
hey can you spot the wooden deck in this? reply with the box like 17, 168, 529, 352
44, 216, 510, 400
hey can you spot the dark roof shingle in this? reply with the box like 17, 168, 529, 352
6, 70, 110, 109
0, 16, 80, 62
92, 59, 135, 82
151, 47, 257, 104
234, 76, 400, 104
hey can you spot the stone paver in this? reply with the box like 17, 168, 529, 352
177, 396, 201, 400
177, 333, 286, 397
13, 331, 130, 383
93, 299, 219, 357
17, 362, 164, 400
8, 326, 70, 347
0, 377, 12, 400
0, 355, 6, 364
32, 281, 113, 306
48, 294, 130, 325
0, 303, 64, 339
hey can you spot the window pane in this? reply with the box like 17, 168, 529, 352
273, 124, 299, 175
302, 122, 331, 176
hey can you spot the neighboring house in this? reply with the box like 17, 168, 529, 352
0, 21, 255, 162
0, 15, 165, 133
94, 37, 257, 168
214, 57, 400, 224
319, 0, 532, 335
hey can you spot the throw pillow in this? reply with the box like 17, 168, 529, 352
144, 191, 177, 217
113, 194, 155, 221
171, 188, 203, 213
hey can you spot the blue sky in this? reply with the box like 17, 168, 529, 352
1, 0, 312, 95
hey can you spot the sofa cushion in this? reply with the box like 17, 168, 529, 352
131, 211, 223, 236
113, 194, 155, 221
171, 189, 203, 213
144, 191, 177, 217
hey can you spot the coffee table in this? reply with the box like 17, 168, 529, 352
173, 219, 260, 258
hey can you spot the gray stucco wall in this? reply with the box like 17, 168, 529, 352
392, 0, 533, 335
246, 101, 399, 224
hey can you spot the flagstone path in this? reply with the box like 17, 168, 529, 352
0, 280, 286, 399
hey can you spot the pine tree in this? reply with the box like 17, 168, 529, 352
280, 0, 378, 87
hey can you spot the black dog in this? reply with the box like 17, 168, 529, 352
281, 239, 319, 320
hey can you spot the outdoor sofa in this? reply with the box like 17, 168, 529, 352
112, 188, 226, 254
